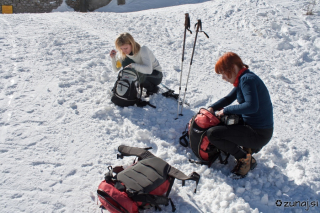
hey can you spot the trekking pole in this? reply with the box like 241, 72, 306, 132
176, 13, 192, 119
179, 19, 209, 116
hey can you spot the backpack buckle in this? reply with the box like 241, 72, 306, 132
104, 166, 114, 182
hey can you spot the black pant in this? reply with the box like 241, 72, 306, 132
138, 70, 163, 92
121, 57, 163, 92
206, 124, 273, 160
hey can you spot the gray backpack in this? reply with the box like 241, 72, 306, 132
97, 145, 200, 212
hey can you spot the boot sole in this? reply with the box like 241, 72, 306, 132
250, 159, 257, 170
230, 160, 257, 179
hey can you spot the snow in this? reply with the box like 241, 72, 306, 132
1, 0, 320, 212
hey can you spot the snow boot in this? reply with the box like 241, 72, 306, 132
243, 147, 261, 154
145, 86, 160, 97
231, 154, 257, 179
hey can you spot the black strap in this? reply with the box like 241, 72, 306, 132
168, 198, 176, 212
114, 181, 126, 192
168, 167, 200, 193
188, 159, 209, 166
104, 166, 114, 182
131, 194, 169, 206
179, 123, 189, 147
218, 151, 230, 165
97, 189, 130, 213
165, 176, 175, 198
179, 131, 189, 147
162, 89, 179, 100
131, 194, 176, 212
179, 134, 189, 147
136, 86, 156, 108
136, 99, 156, 108
189, 151, 230, 167
161, 85, 190, 107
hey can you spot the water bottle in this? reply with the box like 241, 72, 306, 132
116, 60, 122, 69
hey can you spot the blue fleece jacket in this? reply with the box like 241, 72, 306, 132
209, 70, 273, 129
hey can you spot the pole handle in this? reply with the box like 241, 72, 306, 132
185, 13, 191, 32
195, 19, 209, 38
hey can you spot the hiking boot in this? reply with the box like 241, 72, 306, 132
231, 154, 257, 179
145, 91, 154, 97
145, 86, 160, 97
243, 147, 261, 154
243, 147, 252, 154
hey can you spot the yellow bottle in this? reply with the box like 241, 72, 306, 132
116, 60, 122, 69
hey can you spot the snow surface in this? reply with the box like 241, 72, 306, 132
1, 0, 320, 212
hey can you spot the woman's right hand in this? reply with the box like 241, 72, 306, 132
208, 107, 214, 114
110, 49, 117, 58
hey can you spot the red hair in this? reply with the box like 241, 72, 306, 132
215, 52, 248, 78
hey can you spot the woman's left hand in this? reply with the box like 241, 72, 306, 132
215, 109, 224, 118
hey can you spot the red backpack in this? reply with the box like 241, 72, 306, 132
179, 108, 230, 167
97, 145, 200, 213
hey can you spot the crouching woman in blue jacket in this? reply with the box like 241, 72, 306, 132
207, 52, 273, 178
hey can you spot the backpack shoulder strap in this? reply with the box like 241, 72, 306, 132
179, 113, 198, 147
122, 57, 136, 68
179, 122, 191, 147
168, 167, 200, 193
135, 85, 156, 108
117, 145, 154, 160
179, 130, 189, 147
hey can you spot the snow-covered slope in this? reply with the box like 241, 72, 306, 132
1, 0, 320, 212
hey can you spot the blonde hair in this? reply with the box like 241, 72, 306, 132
115, 33, 141, 59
